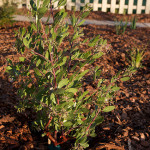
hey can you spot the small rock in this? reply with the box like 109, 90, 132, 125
141, 141, 150, 147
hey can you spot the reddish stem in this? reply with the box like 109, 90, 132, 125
85, 108, 101, 133
32, 50, 51, 64
45, 116, 53, 130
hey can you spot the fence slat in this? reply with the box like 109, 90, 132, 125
93, 0, 99, 11
111, 0, 116, 13
145, 0, 150, 14
101, 0, 107, 12
26, 0, 30, 9
128, 0, 134, 14
76, 0, 80, 11
119, 0, 125, 14
137, 0, 143, 14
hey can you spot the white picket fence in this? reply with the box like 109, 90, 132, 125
0, 0, 150, 14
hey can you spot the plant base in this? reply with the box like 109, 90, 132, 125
48, 144, 61, 150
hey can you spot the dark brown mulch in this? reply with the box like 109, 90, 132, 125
16, 8, 150, 23
0, 21, 150, 150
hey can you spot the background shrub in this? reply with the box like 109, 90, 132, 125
0, 0, 17, 27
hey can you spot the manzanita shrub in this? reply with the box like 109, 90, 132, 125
6, 0, 137, 149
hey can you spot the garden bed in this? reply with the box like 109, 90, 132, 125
0, 21, 150, 150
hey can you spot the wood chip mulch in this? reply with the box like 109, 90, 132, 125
0, 20, 150, 150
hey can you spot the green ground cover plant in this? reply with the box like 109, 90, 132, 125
0, 0, 17, 27
115, 19, 128, 35
6, 0, 139, 149
130, 16, 137, 30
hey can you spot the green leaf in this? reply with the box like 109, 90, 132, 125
103, 106, 115, 112
21, 27, 26, 37
63, 121, 72, 127
19, 57, 25, 62
121, 77, 130, 81
88, 35, 100, 47
58, 0, 67, 7
76, 69, 89, 80
93, 52, 103, 59
95, 116, 104, 124
48, 44, 52, 53
70, 14, 77, 27
45, 51, 49, 59
81, 11, 90, 19
111, 86, 120, 92
58, 78, 69, 88
45, 25, 49, 34
55, 89, 65, 94
97, 79, 103, 88
78, 19, 85, 26
50, 93, 56, 104
56, 56, 67, 67
38, 7, 47, 14
30, 0, 37, 11
66, 88, 78, 94
80, 143, 89, 148
31, 23, 37, 31
90, 132, 97, 137
23, 38, 28, 47
37, 7, 47, 19
36, 59, 41, 67
34, 68, 42, 76
6, 66, 12, 70
78, 91, 89, 100
43, 0, 50, 7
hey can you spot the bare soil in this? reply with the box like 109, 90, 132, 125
0, 19, 150, 150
